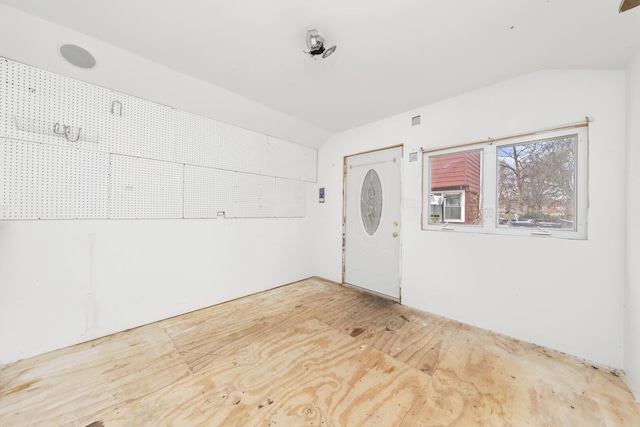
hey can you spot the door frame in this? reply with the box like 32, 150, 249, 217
342, 144, 403, 301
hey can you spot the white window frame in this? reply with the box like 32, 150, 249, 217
422, 125, 588, 239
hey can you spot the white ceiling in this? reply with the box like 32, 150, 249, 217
1, 0, 640, 135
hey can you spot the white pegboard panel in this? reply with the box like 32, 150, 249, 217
232, 127, 268, 174
0, 57, 106, 151
0, 138, 109, 219
275, 178, 305, 218
233, 172, 276, 218
106, 92, 176, 162
266, 136, 317, 182
109, 155, 183, 219
174, 110, 237, 169
175, 109, 268, 175
0, 57, 310, 222
184, 165, 237, 219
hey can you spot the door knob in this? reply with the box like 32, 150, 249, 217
393, 232, 398, 237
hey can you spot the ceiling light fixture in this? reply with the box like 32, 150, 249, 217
304, 29, 337, 59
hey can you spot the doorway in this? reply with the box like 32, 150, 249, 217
343, 146, 402, 300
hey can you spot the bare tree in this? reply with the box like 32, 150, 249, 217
498, 135, 575, 220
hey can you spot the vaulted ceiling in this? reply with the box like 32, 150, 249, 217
1, 0, 640, 138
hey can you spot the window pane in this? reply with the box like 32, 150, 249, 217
445, 206, 462, 221
429, 150, 482, 225
497, 135, 576, 230
360, 169, 383, 236
445, 193, 461, 206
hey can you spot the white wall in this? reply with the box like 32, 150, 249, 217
625, 54, 640, 401
0, 186, 317, 364
0, 4, 331, 149
0, 5, 321, 365
316, 70, 626, 368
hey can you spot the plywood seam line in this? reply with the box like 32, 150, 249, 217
160, 320, 193, 375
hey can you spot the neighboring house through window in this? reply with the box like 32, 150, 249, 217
427, 150, 482, 225
422, 124, 588, 239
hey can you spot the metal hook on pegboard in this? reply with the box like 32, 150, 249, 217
53, 122, 66, 136
111, 100, 123, 117
65, 126, 81, 142
53, 122, 81, 142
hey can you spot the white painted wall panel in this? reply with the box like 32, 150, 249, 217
0, 138, 109, 219
625, 54, 640, 402
276, 178, 305, 218
109, 155, 183, 219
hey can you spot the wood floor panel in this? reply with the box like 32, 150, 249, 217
0, 323, 190, 426
403, 323, 640, 426
161, 279, 346, 373
93, 318, 433, 426
1, 277, 639, 426
313, 293, 461, 377
360, 316, 460, 376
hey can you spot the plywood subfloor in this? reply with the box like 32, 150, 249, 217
1, 277, 639, 426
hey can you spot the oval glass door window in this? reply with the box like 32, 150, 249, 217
361, 169, 383, 236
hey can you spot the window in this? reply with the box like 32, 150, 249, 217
426, 150, 482, 226
497, 134, 576, 230
422, 125, 588, 239
430, 192, 464, 223
361, 169, 383, 235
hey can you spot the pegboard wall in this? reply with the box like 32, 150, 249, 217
235, 172, 276, 218
0, 57, 314, 220
184, 165, 238, 219
175, 111, 237, 169
1, 58, 105, 152
0, 138, 109, 219
107, 92, 176, 162
109, 155, 183, 219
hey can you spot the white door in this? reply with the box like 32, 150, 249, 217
344, 146, 402, 299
